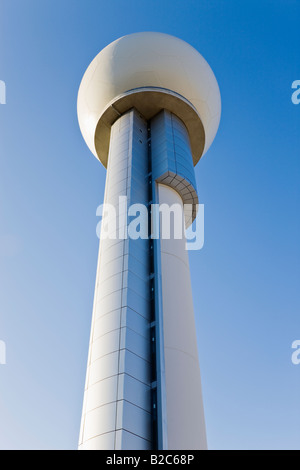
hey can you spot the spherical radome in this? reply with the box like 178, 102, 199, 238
77, 32, 221, 164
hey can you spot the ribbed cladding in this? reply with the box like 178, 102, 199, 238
78, 109, 152, 450
151, 110, 199, 226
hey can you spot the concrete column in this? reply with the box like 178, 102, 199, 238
158, 183, 207, 450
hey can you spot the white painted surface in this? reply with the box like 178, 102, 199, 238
158, 183, 207, 450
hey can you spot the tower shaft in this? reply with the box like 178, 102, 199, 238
79, 108, 206, 450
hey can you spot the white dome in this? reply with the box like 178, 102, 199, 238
77, 32, 221, 165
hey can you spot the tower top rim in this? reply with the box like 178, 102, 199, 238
94, 87, 205, 168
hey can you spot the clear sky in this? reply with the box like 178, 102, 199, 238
0, 0, 299, 450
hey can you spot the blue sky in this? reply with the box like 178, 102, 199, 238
0, 0, 299, 450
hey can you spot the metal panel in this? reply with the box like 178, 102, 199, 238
120, 327, 150, 362
90, 329, 120, 363
93, 309, 121, 339
85, 376, 118, 412
83, 402, 117, 441
117, 373, 151, 412
116, 400, 152, 441
79, 432, 116, 450
151, 110, 198, 223
115, 430, 151, 450
79, 109, 152, 449
121, 307, 150, 339
119, 349, 151, 385
87, 351, 119, 386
